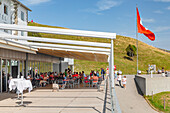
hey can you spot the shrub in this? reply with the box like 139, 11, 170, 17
126, 44, 137, 57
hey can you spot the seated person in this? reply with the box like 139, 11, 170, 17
40, 73, 48, 87
27, 74, 32, 80
61, 74, 67, 89
58, 74, 64, 89
72, 72, 79, 79
49, 73, 54, 83
96, 71, 99, 77
92, 74, 98, 86
84, 76, 90, 83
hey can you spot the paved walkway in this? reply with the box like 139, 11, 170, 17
0, 88, 111, 113
0, 75, 159, 113
115, 75, 158, 113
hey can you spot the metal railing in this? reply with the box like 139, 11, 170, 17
108, 75, 122, 113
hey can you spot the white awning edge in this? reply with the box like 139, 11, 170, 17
0, 23, 116, 39
0, 34, 111, 48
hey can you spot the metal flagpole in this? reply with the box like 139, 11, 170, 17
136, 5, 139, 76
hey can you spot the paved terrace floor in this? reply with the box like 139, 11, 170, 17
0, 87, 111, 113
0, 75, 161, 113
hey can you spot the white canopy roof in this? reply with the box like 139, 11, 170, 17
0, 23, 116, 62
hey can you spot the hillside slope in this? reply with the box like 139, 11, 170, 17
28, 22, 170, 74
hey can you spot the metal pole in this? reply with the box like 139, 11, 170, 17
110, 39, 114, 87
10, 60, 12, 77
136, 5, 139, 76
39, 61, 40, 75
5, 60, 7, 92
43, 62, 45, 72
34, 61, 35, 78
18, 60, 20, 78
22, 60, 24, 76
25, 53, 28, 78
31, 61, 33, 77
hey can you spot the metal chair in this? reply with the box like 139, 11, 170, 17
83, 79, 90, 87
57, 79, 64, 89
74, 79, 80, 88
68, 79, 74, 88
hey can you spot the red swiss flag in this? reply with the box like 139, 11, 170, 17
137, 8, 155, 41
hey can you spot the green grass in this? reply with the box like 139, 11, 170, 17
28, 22, 170, 74
146, 92, 170, 113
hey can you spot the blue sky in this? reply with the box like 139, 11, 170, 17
20, 0, 170, 50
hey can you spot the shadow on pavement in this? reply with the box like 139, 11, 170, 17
134, 78, 143, 96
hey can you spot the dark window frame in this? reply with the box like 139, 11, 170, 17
4, 4, 8, 15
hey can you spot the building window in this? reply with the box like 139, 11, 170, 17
4, 5, 8, 15
4, 29, 8, 33
21, 31, 24, 36
21, 11, 24, 21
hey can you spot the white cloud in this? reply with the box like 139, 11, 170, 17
154, 0, 170, 2
96, 0, 122, 11
142, 18, 155, 23
167, 6, 170, 10
154, 10, 163, 14
154, 26, 170, 32
84, 0, 122, 15
21, 0, 51, 5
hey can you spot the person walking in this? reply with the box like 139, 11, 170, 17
162, 67, 165, 77
117, 73, 122, 87
122, 76, 127, 89
101, 68, 105, 80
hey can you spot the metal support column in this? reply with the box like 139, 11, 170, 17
59, 59, 62, 73
34, 61, 35, 78
36, 61, 38, 75
31, 61, 33, 77
25, 53, 28, 78
51, 63, 52, 72
44, 62, 45, 73
39, 61, 40, 75
5, 60, 7, 92
18, 60, 20, 78
10, 60, 12, 77
110, 39, 114, 87
22, 60, 24, 76
109, 39, 115, 113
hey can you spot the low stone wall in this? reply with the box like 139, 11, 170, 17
135, 75, 170, 96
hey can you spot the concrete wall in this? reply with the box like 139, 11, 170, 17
53, 62, 68, 73
135, 75, 146, 95
135, 75, 170, 96
146, 77, 170, 95
61, 62, 68, 73
53, 63, 59, 73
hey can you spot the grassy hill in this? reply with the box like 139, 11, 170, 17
28, 22, 170, 74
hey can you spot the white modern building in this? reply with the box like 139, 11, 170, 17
0, 0, 73, 93
0, 0, 30, 36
